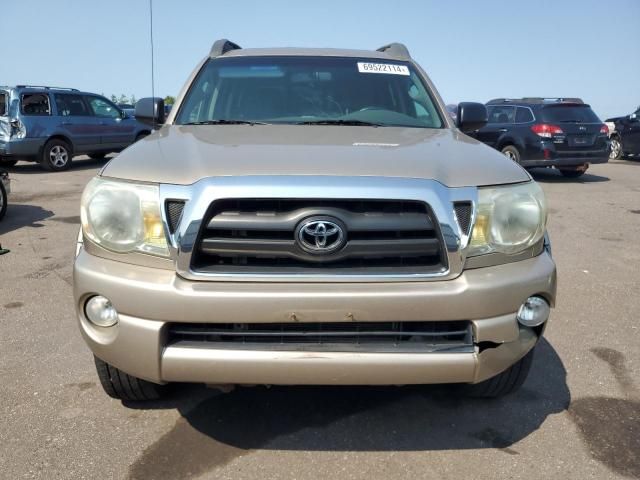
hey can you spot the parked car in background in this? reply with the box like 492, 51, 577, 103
117, 103, 136, 118
0, 86, 152, 171
606, 106, 640, 159
472, 98, 609, 177
445, 103, 458, 122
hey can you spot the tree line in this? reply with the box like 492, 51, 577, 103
103, 94, 176, 106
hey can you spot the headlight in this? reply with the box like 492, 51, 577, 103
468, 181, 547, 256
80, 177, 169, 256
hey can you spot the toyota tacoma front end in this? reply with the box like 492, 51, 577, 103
73, 40, 556, 401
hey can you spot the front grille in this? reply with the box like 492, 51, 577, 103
167, 321, 474, 353
191, 199, 446, 275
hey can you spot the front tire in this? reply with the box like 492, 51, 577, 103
94, 356, 167, 401
609, 136, 623, 160
41, 139, 72, 171
501, 145, 521, 164
461, 347, 535, 398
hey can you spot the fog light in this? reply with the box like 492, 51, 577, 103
517, 296, 550, 327
85, 295, 118, 327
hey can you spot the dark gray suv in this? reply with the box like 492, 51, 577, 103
0, 86, 151, 171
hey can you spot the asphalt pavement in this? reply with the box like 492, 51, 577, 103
0, 157, 638, 479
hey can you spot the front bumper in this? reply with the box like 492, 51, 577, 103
520, 156, 609, 168
74, 249, 556, 385
0, 138, 45, 157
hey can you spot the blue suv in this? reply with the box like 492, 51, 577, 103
0, 86, 151, 171
472, 98, 609, 178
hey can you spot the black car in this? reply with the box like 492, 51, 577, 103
472, 98, 609, 177
606, 106, 640, 159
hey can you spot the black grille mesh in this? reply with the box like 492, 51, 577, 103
166, 200, 185, 234
454, 202, 473, 236
168, 321, 474, 353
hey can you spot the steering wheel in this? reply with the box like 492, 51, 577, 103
324, 96, 344, 116
293, 94, 329, 117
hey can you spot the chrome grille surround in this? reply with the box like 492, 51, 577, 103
192, 199, 445, 275
160, 176, 477, 282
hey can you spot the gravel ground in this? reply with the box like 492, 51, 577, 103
0, 156, 638, 480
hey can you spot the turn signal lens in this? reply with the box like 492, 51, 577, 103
469, 207, 490, 253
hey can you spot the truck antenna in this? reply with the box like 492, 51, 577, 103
149, 0, 156, 129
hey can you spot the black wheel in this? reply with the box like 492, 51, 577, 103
41, 138, 72, 171
501, 145, 521, 164
94, 356, 167, 401
559, 169, 586, 178
609, 136, 623, 160
0, 158, 18, 167
461, 347, 535, 398
0, 179, 7, 220
88, 153, 107, 160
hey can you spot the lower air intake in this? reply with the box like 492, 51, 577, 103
167, 321, 474, 353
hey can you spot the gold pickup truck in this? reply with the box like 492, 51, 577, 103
74, 40, 556, 402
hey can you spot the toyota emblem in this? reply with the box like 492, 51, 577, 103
296, 218, 346, 254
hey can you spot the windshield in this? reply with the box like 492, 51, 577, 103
175, 56, 444, 128
541, 105, 601, 123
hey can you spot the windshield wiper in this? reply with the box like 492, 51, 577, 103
295, 119, 382, 127
183, 119, 269, 125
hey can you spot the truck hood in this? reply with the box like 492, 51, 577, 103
102, 125, 530, 188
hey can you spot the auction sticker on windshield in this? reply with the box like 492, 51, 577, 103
357, 62, 410, 75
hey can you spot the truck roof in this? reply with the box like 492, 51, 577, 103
209, 39, 412, 61
221, 47, 402, 60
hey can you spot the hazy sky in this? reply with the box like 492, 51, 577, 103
3, 0, 639, 119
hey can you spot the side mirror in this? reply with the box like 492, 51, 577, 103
135, 97, 165, 127
457, 102, 488, 132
